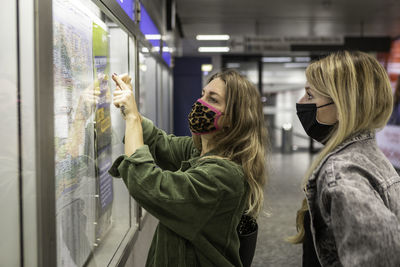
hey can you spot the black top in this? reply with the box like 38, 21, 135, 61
303, 212, 322, 267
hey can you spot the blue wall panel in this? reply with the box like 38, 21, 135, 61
173, 57, 211, 136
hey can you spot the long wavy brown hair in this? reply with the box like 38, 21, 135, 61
193, 69, 269, 218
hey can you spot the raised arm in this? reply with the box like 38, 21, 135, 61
140, 117, 195, 170
112, 73, 195, 171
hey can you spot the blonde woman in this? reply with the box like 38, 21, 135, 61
109, 69, 267, 267
290, 51, 400, 267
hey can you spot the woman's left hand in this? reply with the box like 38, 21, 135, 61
112, 73, 140, 120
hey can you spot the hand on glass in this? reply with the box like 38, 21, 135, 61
112, 73, 139, 121
76, 83, 100, 120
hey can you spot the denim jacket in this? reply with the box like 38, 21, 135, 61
305, 131, 400, 267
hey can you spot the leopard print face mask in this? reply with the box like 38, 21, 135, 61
188, 99, 223, 135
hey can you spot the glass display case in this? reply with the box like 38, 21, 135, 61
52, 0, 134, 265
4, 0, 174, 265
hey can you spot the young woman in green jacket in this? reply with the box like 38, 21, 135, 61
109, 69, 268, 266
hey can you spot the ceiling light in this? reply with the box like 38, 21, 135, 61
294, 57, 311, 62
284, 63, 309, 68
201, 64, 213, 72
198, 47, 230, 53
226, 63, 241, 68
145, 34, 161, 40
140, 64, 147, 72
262, 57, 292, 63
196, 35, 230, 41
282, 123, 293, 130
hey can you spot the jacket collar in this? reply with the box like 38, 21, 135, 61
307, 130, 375, 186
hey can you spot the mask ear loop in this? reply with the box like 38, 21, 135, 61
316, 102, 334, 109
316, 102, 336, 125
214, 112, 224, 130
197, 99, 223, 130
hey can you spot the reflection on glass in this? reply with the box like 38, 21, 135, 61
139, 51, 147, 117
93, 22, 114, 246
53, 0, 96, 265
139, 51, 157, 124
53, 0, 132, 265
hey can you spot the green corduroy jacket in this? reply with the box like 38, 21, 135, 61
108, 117, 248, 267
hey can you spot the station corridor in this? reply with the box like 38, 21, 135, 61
253, 151, 311, 267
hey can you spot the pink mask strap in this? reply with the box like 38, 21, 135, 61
197, 99, 222, 116
197, 98, 223, 130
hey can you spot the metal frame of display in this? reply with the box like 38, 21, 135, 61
94, 0, 173, 70
34, 0, 57, 266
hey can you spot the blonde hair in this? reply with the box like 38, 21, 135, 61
289, 51, 394, 243
193, 69, 269, 218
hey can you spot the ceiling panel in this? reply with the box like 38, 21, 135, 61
175, 0, 400, 55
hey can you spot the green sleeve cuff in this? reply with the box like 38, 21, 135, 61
108, 155, 126, 178
108, 145, 154, 177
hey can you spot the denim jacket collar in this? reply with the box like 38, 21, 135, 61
306, 130, 375, 188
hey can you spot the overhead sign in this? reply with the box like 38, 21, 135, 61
229, 35, 344, 53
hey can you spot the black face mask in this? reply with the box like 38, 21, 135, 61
296, 102, 335, 144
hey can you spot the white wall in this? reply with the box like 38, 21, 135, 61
0, 1, 20, 265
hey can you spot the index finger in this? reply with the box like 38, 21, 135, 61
120, 73, 132, 84
112, 74, 130, 91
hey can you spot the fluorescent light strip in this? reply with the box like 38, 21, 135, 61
284, 62, 309, 68
226, 63, 241, 68
198, 47, 230, 53
262, 57, 292, 63
196, 35, 230, 41
201, 64, 213, 72
145, 34, 161, 40
294, 57, 311, 62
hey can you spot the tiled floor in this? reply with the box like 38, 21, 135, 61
251, 151, 314, 267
